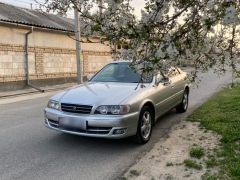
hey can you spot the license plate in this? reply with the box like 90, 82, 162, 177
59, 117, 87, 130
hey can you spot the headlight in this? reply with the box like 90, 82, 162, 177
95, 105, 130, 115
96, 105, 108, 115
47, 100, 60, 110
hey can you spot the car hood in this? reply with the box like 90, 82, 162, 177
57, 82, 139, 106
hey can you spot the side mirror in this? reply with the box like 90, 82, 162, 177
87, 74, 94, 81
162, 77, 171, 86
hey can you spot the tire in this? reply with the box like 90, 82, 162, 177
176, 89, 189, 113
133, 106, 153, 144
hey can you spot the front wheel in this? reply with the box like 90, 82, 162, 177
133, 106, 153, 144
176, 90, 189, 113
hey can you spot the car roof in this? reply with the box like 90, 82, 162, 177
110, 60, 182, 72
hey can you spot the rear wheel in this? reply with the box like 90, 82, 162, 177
133, 106, 153, 144
176, 89, 189, 113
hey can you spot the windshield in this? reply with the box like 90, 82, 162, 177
90, 62, 153, 83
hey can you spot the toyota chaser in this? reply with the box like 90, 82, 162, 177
44, 61, 189, 144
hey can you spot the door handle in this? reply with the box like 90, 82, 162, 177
163, 81, 170, 86
163, 80, 172, 86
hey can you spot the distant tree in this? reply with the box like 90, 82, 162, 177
39, 0, 240, 82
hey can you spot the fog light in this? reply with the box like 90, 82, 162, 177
113, 128, 127, 135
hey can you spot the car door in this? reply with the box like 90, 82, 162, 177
152, 73, 176, 118
167, 67, 186, 108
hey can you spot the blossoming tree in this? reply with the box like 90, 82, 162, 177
40, 0, 240, 82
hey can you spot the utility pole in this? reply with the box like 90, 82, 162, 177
74, 8, 82, 84
98, 0, 103, 16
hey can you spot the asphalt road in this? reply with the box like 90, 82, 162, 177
0, 70, 232, 180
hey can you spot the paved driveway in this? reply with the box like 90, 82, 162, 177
0, 69, 232, 180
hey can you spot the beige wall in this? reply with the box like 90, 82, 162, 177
0, 51, 35, 76
0, 25, 111, 52
43, 53, 76, 74
0, 23, 112, 84
88, 55, 112, 73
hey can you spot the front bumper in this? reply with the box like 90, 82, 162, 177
44, 108, 139, 139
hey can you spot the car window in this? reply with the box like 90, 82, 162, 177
91, 62, 153, 83
99, 64, 115, 77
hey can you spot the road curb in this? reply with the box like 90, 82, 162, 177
0, 84, 76, 99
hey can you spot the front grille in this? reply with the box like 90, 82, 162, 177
62, 127, 111, 135
47, 119, 111, 135
61, 103, 92, 114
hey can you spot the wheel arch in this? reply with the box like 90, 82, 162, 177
139, 100, 156, 124
185, 85, 190, 94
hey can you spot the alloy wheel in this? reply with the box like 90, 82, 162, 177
141, 111, 152, 140
183, 92, 188, 110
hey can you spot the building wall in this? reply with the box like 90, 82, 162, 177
87, 55, 113, 73
0, 24, 111, 51
0, 24, 112, 90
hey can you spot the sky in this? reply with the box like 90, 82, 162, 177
0, 0, 145, 18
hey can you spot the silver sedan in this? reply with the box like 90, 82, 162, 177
44, 61, 189, 144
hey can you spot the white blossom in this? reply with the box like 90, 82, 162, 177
42, 0, 240, 81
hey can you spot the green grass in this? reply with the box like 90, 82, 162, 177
201, 173, 218, 180
184, 159, 202, 170
205, 157, 218, 168
188, 85, 240, 179
190, 146, 205, 159
118, 177, 128, 180
236, 71, 240, 78
129, 169, 140, 177
166, 162, 174, 166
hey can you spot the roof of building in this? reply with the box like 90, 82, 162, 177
0, 2, 75, 32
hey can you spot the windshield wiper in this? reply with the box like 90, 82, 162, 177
135, 76, 143, 90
